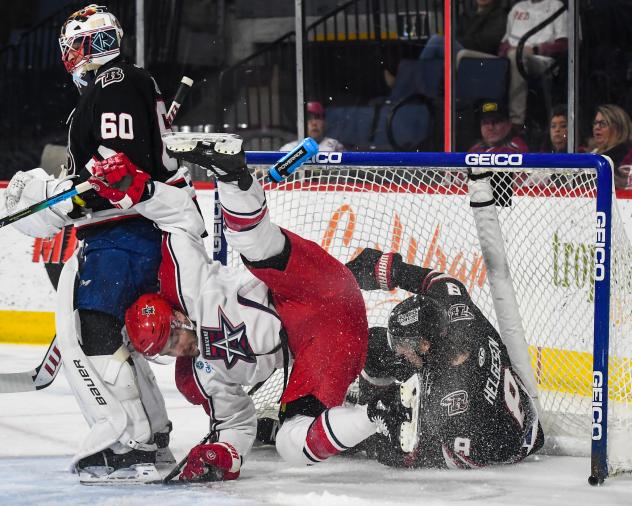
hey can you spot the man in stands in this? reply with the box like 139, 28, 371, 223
280, 101, 344, 152
344, 246, 545, 469
498, 0, 568, 129
92, 134, 415, 481
469, 100, 529, 154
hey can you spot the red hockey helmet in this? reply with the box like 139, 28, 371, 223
125, 293, 174, 356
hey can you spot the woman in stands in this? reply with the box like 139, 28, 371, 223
589, 104, 632, 189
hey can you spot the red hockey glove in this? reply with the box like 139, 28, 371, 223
88, 152, 150, 209
179, 442, 241, 482
345, 248, 403, 291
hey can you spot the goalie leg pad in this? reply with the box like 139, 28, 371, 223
132, 351, 169, 435
56, 255, 154, 466
88, 354, 153, 455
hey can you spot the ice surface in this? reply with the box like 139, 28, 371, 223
1, 344, 631, 506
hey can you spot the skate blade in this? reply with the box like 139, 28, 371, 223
79, 463, 168, 485
163, 132, 240, 152
400, 373, 422, 453
214, 137, 243, 155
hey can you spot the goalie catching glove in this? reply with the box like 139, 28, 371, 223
88, 152, 150, 209
179, 442, 241, 482
166, 135, 253, 190
345, 247, 404, 291
4, 168, 73, 238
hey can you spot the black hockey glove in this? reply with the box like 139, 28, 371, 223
345, 248, 403, 291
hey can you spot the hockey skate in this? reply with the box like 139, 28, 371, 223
367, 373, 422, 453
155, 421, 176, 466
76, 447, 167, 485
164, 132, 252, 189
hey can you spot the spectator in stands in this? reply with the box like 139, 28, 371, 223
419, 0, 506, 64
468, 100, 528, 200
469, 100, 528, 154
280, 101, 344, 152
540, 105, 568, 153
498, 0, 568, 129
588, 104, 632, 189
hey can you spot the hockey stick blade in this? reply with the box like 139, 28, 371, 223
0, 336, 62, 393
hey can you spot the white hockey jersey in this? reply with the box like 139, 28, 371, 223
135, 181, 286, 457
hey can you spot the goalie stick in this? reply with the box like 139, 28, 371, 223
0, 77, 194, 394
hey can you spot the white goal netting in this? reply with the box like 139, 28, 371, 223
227, 162, 632, 476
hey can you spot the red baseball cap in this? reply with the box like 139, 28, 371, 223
306, 101, 325, 118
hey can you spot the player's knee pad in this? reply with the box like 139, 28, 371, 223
275, 414, 314, 465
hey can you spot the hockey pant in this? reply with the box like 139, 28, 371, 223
56, 252, 169, 466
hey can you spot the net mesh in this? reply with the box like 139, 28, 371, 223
228, 164, 632, 474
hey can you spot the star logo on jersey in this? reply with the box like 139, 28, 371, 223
440, 390, 469, 416
200, 307, 254, 369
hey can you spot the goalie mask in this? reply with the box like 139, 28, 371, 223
59, 4, 123, 80
387, 295, 450, 362
125, 293, 196, 356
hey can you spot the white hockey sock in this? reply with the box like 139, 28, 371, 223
219, 180, 285, 261
276, 406, 376, 465
304, 405, 376, 462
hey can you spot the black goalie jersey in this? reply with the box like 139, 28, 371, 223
66, 57, 184, 234
361, 269, 544, 469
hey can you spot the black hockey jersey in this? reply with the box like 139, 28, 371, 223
66, 58, 181, 233
361, 268, 543, 469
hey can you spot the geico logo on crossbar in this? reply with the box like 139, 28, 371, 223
313, 152, 342, 164
464, 153, 523, 166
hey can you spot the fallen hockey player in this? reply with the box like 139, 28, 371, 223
88, 134, 420, 481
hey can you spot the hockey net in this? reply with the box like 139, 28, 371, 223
225, 154, 632, 479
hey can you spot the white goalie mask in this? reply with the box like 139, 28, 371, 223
58, 4, 123, 78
